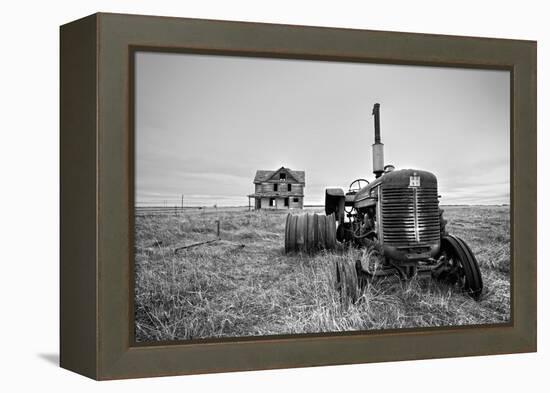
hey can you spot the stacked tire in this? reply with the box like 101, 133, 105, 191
285, 213, 337, 253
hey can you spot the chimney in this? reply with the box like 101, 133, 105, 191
372, 103, 384, 178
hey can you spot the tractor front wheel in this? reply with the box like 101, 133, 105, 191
439, 234, 483, 300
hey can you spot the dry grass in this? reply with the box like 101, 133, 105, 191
134, 205, 510, 342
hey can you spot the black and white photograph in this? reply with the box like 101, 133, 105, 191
133, 51, 510, 343
1, 0, 545, 387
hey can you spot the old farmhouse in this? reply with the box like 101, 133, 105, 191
248, 167, 305, 210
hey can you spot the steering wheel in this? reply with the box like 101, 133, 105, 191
344, 178, 370, 215
348, 178, 370, 193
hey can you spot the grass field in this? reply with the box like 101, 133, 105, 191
134, 205, 510, 342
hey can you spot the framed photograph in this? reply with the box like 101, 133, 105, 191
60, 13, 537, 380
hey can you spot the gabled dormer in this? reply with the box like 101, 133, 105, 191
267, 167, 300, 183
253, 167, 305, 186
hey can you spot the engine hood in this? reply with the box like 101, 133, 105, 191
354, 169, 438, 203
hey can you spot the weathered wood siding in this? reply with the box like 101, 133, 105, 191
260, 183, 273, 193
258, 182, 304, 193
290, 196, 303, 209
260, 197, 271, 209
289, 184, 303, 194
258, 197, 303, 209
252, 168, 305, 209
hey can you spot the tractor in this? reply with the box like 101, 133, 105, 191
284, 103, 483, 300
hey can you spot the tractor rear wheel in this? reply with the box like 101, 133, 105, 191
335, 259, 359, 303
440, 234, 483, 300
285, 212, 337, 253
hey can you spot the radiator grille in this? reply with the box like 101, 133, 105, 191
381, 186, 440, 246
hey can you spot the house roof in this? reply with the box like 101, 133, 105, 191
253, 167, 305, 184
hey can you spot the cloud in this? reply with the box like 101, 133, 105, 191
135, 52, 509, 206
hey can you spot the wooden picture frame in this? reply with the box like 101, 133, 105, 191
60, 12, 537, 380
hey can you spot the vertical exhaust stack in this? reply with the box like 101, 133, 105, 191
372, 103, 384, 178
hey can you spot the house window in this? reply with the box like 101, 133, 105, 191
293, 198, 299, 203
273, 184, 278, 192
279, 173, 286, 181
287, 184, 292, 192
284, 198, 289, 207
269, 198, 275, 207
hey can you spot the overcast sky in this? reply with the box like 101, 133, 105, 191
135, 51, 509, 206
